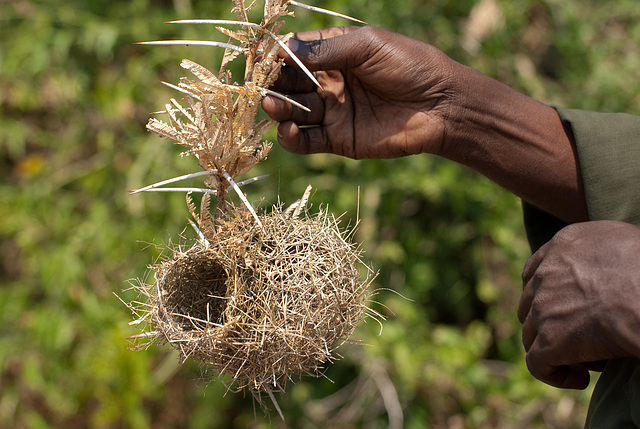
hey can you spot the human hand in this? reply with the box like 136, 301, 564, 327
262, 26, 587, 224
518, 220, 640, 389
261, 26, 460, 159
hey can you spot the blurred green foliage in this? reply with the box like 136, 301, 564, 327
1, 0, 639, 427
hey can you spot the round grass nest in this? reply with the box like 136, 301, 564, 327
134, 206, 373, 394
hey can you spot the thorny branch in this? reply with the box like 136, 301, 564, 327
138, 0, 363, 220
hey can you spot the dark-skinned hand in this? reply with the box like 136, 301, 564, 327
518, 220, 640, 389
261, 26, 458, 159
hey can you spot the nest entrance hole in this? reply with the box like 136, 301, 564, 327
163, 254, 230, 331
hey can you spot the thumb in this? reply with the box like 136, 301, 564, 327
545, 364, 591, 390
285, 26, 377, 72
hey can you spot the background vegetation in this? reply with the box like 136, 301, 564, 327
2, 0, 639, 427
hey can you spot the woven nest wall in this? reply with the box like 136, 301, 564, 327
139, 206, 372, 393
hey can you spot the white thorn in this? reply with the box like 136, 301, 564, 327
160, 81, 202, 101
236, 174, 272, 187
223, 171, 263, 229
271, 35, 322, 89
137, 40, 245, 53
266, 89, 311, 112
167, 19, 263, 29
289, 1, 367, 24
130, 172, 268, 196
135, 187, 218, 195
130, 171, 216, 195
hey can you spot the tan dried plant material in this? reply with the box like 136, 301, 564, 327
125, 0, 373, 416
143, 35, 283, 213
129, 205, 373, 393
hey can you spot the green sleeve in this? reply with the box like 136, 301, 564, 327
555, 107, 640, 225
522, 107, 640, 252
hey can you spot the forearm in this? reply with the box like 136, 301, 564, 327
442, 64, 588, 224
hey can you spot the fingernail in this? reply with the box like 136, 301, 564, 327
287, 38, 299, 53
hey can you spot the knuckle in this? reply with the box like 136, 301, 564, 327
551, 222, 583, 244
358, 26, 388, 49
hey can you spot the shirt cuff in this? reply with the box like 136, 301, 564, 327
554, 106, 640, 224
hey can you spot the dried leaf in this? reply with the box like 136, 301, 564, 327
217, 26, 250, 43
146, 118, 179, 141
181, 59, 219, 83
186, 192, 198, 221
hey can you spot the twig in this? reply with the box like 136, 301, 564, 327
368, 360, 403, 429
265, 386, 285, 422
127, 331, 160, 340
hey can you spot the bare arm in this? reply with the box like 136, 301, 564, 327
262, 26, 588, 223
445, 63, 587, 223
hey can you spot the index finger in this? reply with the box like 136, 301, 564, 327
521, 240, 549, 285
291, 26, 356, 43
277, 26, 355, 67
279, 26, 360, 70
270, 27, 357, 95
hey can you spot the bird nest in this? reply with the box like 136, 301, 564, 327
129, 204, 373, 395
